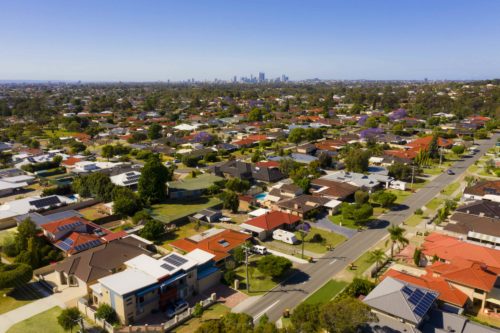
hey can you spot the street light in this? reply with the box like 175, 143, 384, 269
296, 222, 311, 259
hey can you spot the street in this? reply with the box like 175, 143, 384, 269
238, 135, 498, 323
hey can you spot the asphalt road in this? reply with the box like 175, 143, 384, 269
240, 135, 498, 323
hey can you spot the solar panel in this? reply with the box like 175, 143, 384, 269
30, 196, 61, 209
408, 289, 425, 305
401, 286, 413, 297
161, 263, 175, 271
57, 241, 72, 251
164, 254, 188, 267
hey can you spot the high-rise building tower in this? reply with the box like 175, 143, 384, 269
258, 72, 265, 82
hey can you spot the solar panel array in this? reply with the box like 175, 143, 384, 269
160, 263, 175, 271
74, 239, 102, 252
164, 254, 188, 267
30, 196, 61, 208
57, 221, 84, 232
401, 285, 437, 319
57, 238, 74, 251
123, 173, 140, 186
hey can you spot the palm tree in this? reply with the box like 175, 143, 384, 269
368, 249, 387, 272
386, 225, 409, 258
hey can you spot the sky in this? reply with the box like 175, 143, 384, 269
0, 0, 499, 81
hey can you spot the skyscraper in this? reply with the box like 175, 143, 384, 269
258, 72, 265, 82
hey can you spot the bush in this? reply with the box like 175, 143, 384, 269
354, 190, 369, 205
0, 263, 33, 289
310, 233, 325, 243
414, 208, 423, 215
257, 255, 292, 279
342, 278, 375, 298
223, 270, 236, 285
95, 303, 118, 324
193, 303, 204, 318
139, 219, 165, 242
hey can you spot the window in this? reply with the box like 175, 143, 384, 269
139, 296, 144, 303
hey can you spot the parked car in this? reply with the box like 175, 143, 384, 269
166, 300, 189, 319
446, 169, 455, 175
252, 245, 268, 255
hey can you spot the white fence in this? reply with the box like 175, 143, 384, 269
78, 293, 217, 333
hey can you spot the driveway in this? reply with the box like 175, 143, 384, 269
0, 278, 87, 333
314, 213, 357, 239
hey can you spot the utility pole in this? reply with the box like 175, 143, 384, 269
439, 147, 443, 166
411, 164, 415, 190
243, 245, 250, 292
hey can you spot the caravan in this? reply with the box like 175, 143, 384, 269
272, 229, 298, 245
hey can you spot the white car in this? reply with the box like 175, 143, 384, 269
252, 245, 268, 255
166, 300, 189, 319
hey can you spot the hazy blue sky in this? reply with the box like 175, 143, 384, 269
1, 0, 499, 81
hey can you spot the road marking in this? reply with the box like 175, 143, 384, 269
329, 259, 337, 265
253, 300, 280, 321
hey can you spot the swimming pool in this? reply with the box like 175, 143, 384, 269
255, 192, 268, 201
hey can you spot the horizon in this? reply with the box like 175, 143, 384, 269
1, 1, 500, 81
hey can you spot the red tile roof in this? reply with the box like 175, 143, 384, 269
244, 211, 301, 231
422, 233, 500, 269
382, 269, 468, 307
407, 136, 453, 150
42, 216, 89, 234
170, 229, 251, 262
428, 258, 499, 292
62, 156, 82, 166
255, 161, 280, 168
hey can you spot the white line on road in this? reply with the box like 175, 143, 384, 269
329, 259, 338, 265
253, 300, 280, 321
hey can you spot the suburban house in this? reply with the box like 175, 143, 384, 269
240, 210, 301, 240
319, 171, 393, 193
170, 228, 251, 265
0, 195, 75, 220
110, 170, 141, 187
90, 250, 220, 325
54, 236, 154, 292
0, 178, 30, 196
276, 194, 330, 218
14, 210, 83, 228
310, 178, 359, 201
41, 216, 127, 255
167, 174, 223, 200
421, 233, 500, 312
211, 160, 284, 183
363, 277, 439, 328
463, 180, 500, 202
381, 269, 469, 311
191, 209, 222, 223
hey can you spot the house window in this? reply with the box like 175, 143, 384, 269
139, 296, 144, 303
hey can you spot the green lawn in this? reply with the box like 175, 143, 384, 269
294, 227, 346, 254
303, 279, 348, 305
422, 166, 443, 176
405, 214, 425, 227
386, 189, 412, 205
234, 257, 280, 295
43, 129, 78, 138
151, 196, 222, 224
329, 214, 357, 229
442, 182, 460, 197
173, 303, 229, 333
0, 289, 37, 315
7, 306, 65, 333
425, 197, 443, 211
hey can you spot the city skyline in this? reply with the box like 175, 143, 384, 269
1, 0, 500, 81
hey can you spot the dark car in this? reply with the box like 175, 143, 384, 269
446, 169, 455, 175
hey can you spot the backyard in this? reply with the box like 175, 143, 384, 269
160, 221, 211, 250
151, 196, 222, 224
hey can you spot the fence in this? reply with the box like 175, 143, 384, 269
80, 293, 217, 333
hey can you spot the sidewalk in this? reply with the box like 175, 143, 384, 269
267, 249, 308, 264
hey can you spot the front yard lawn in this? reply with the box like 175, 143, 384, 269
234, 257, 280, 295
329, 214, 357, 229
151, 196, 222, 224
303, 279, 348, 305
294, 227, 346, 254
386, 189, 412, 205
6, 306, 65, 333
405, 214, 425, 227
442, 182, 460, 197
173, 303, 230, 333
